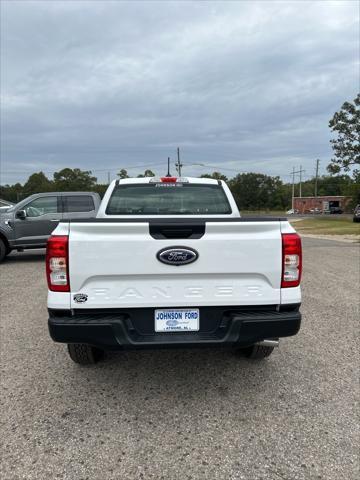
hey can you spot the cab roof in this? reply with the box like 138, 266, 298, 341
113, 176, 222, 186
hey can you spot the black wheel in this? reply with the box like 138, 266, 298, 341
237, 344, 275, 359
0, 238, 7, 263
67, 343, 104, 365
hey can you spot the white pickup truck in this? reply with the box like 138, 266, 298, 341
47, 176, 302, 365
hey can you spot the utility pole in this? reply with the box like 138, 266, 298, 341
107, 171, 111, 185
314, 159, 320, 197
291, 166, 295, 210
298, 165, 305, 197
290, 166, 306, 209
175, 147, 183, 176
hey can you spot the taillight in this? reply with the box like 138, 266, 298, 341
46, 235, 69, 292
281, 233, 302, 288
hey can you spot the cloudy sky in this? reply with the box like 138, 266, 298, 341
0, 0, 358, 185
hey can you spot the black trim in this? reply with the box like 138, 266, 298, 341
150, 222, 205, 239
66, 304, 300, 316
9, 243, 46, 249
61, 216, 287, 223
48, 304, 301, 350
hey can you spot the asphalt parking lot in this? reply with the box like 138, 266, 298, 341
1, 237, 359, 480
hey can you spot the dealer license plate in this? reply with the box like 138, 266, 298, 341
154, 308, 200, 332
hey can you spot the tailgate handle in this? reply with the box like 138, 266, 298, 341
149, 223, 205, 239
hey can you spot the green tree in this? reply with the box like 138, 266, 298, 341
297, 174, 355, 196
317, 175, 353, 196
274, 183, 292, 210
53, 168, 97, 191
328, 94, 360, 175
201, 171, 228, 182
23, 172, 53, 196
137, 169, 155, 178
228, 173, 284, 210
0, 182, 24, 203
93, 184, 108, 198
343, 181, 360, 207
117, 169, 129, 179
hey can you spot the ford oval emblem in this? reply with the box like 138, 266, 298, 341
157, 246, 199, 266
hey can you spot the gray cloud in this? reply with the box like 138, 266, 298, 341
1, 0, 358, 184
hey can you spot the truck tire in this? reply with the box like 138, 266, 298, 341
0, 239, 7, 263
67, 343, 104, 365
238, 344, 275, 359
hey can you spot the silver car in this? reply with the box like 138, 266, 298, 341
0, 191, 101, 262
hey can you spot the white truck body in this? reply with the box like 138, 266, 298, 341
47, 177, 302, 361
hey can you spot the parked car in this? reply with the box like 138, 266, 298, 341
286, 208, 299, 215
47, 176, 302, 365
0, 191, 101, 262
0, 198, 14, 212
0, 206, 12, 213
309, 208, 322, 214
329, 206, 343, 214
353, 205, 360, 223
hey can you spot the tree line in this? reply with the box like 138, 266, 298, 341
1, 167, 358, 211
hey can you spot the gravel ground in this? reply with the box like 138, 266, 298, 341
299, 233, 360, 243
0, 238, 359, 480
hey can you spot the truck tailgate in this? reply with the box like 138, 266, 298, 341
68, 220, 282, 309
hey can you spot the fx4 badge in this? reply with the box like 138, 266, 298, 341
73, 293, 88, 303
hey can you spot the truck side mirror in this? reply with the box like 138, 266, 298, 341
16, 210, 26, 220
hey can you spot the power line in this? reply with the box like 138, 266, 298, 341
299, 165, 306, 197
291, 166, 296, 210
289, 166, 306, 197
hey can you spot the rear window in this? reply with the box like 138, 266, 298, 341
106, 183, 232, 215
63, 196, 95, 213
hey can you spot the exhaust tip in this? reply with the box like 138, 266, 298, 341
256, 339, 279, 348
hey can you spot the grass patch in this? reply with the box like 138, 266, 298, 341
291, 216, 360, 235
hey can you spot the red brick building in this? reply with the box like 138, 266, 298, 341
293, 196, 352, 213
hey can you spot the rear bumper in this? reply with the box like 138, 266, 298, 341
48, 305, 301, 350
